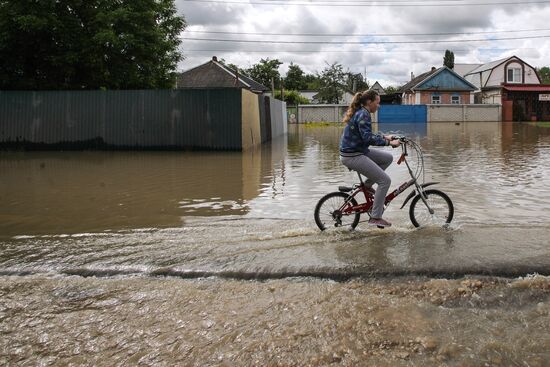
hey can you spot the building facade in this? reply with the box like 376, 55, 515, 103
401, 66, 477, 106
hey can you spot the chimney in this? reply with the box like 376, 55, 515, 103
431, 66, 436, 71
410, 72, 415, 81
212, 56, 218, 62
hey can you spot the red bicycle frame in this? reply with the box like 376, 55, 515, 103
340, 179, 416, 216
338, 144, 436, 217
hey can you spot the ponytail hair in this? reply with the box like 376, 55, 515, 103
343, 90, 379, 123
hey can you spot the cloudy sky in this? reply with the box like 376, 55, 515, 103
175, 0, 550, 87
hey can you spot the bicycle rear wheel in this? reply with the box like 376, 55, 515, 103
314, 192, 360, 231
409, 189, 454, 228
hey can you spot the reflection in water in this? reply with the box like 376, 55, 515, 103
1, 122, 550, 237
0, 139, 285, 236
2, 123, 550, 365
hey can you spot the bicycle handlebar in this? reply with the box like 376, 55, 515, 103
390, 135, 407, 142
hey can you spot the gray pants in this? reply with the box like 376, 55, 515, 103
340, 149, 393, 218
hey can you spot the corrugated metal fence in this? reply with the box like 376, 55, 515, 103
0, 89, 286, 150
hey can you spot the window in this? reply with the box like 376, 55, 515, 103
451, 95, 461, 104
507, 67, 522, 83
432, 95, 441, 104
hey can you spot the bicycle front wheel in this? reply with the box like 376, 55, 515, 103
314, 192, 360, 231
409, 189, 454, 228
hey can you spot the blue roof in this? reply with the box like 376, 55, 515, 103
415, 67, 477, 91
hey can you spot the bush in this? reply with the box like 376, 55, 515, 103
274, 90, 310, 105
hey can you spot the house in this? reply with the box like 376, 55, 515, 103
370, 81, 386, 95
463, 55, 541, 105
297, 90, 319, 103
462, 55, 550, 121
310, 90, 354, 105
177, 56, 270, 94
400, 66, 477, 105
452, 63, 483, 77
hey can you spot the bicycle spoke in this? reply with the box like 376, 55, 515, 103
314, 192, 360, 231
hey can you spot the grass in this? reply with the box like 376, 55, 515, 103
303, 122, 341, 127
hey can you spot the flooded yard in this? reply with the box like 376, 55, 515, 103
1, 122, 550, 365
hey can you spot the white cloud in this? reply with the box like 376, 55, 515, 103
177, 1, 550, 86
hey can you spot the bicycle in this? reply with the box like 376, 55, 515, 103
314, 135, 454, 231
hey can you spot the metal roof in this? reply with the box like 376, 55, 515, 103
177, 58, 269, 92
401, 66, 476, 92
465, 57, 512, 75
453, 63, 483, 77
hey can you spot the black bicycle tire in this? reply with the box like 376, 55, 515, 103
314, 192, 360, 231
409, 189, 454, 228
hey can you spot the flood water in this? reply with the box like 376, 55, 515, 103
1, 122, 550, 365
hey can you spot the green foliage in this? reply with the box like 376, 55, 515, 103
218, 58, 242, 74
285, 62, 308, 90
444, 50, 455, 69
345, 72, 369, 92
245, 58, 283, 89
384, 86, 401, 94
274, 90, 309, 105
0, 0, 186, 90
537, 67, 550, 84
316, 62, 346, 104
303, 74, 321, 90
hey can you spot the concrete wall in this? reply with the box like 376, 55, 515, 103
296, 104, 378, 123
297, 104, 348, 123
427, 104, 501, 122
297, 103, 501, 123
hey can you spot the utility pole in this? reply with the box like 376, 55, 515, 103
280, 78, 284, 102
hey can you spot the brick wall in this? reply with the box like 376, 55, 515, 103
420, 92, 471, 105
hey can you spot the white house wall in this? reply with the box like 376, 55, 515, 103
482, 70, 492, 88
485, 59, 539, 88
523, 64, 540, 84
482, 90, 502, 105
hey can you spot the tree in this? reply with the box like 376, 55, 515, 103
316, 62, 346, 104
245, 58, 283, 89
218, 58, 242, 74
537, 67, 550, 84
0, 0, 186, 90
443, 50, 455, 69
384, 86, 402, 94
345, 72, 369, 93
0, 0, 185, 90
274, 90, 309, 105
285, 63, 308, 90
304, 73, 321, 90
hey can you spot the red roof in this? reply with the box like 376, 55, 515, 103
503, 84, 550, 92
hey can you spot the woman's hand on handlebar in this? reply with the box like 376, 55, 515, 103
384, 135, 401, 148
389, 139, 401, 148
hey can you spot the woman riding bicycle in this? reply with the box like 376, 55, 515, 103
339, 90, 400, 228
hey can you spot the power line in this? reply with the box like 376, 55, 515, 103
182, 48, 533, 53
181, 0, 550, 7
183, 27, 550, 38
180, 34, 550, 44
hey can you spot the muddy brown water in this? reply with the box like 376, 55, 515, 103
1, 122, 550, 365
